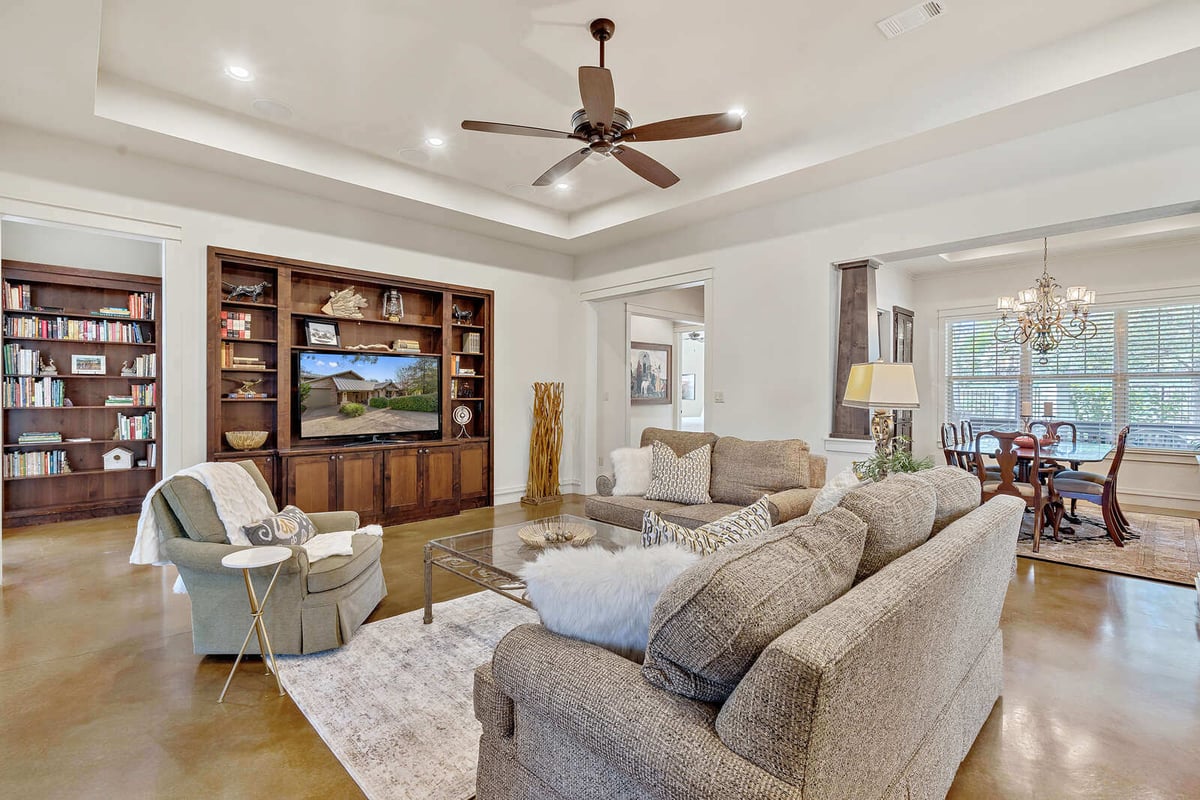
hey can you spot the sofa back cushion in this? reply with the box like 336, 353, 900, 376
710, 436, 810, 504
641, 507, 868, 703
639, 427, 718, 457
897, 466, 981, 534
715, 495, 1025, 793
157, 460, 276, 543
841, 476, 937, 582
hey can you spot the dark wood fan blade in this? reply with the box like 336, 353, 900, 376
619, 112, 742, 142
533, 148, 592, 186
578, 66, 615, 131
461, 120, 579, 139
612, 146, 679, 188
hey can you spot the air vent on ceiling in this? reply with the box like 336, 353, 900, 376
877, 2, 945, 39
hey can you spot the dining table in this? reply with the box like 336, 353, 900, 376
947, 438, 1116, 527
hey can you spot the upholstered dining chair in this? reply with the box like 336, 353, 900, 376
1051, 425, 1131, 547
150, 460, 387, 655
974, 431, 1060, 552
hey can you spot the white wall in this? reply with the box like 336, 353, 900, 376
628, 315, 676, 441
905, 237, 1200, 513
0, 123, 580, 506
679, 333, 704, 418
576, 93, 1200, 483
1, 220, 162, 276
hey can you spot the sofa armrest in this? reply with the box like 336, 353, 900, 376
489, 624, 797, 796
595, 474, 614, 496
307, 510, 361, 534
766, 487, 821, 524
475, 662, 514, 737
808, 453, 828, 488
163, 537, 308, 577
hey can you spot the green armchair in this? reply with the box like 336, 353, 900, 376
150, 461, 387, 655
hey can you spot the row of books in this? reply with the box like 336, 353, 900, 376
220, 310, 254, 339
3, 376, 66, 408
116, 411, 156, 441
450, 355, 478, 376
3, 343, 42, 376
3, 316, 151, 343
2, 281, 32, 311
105, 383, 155, 406
220, 342, 268, 369
461, 331, 482, 353
17, 431, 62, 444
3, 450, 71, 478
126, 353, 157, 377
95, 293, 156, 320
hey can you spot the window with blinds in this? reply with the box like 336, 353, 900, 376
944, 303, 1200, 452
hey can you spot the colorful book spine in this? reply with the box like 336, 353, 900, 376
3, 343, 42, 375
219, 311, 252, 339
116, 410, 156, 441
2, 376, 67, 407
4, 450, 70, 478
129, 384, 156, 406
2, 316, 148, 343
2, 281, 32, 310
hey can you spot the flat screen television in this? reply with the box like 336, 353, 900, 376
296, 350, 441, 440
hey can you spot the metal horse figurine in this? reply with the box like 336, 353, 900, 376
451, 303, 474, 324
223, 280, 272, 303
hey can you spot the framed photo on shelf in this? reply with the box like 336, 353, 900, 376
71, 354, 106, 375
304, 318, 341, 348
681, 373, 696, 401
630, 341, 671, 405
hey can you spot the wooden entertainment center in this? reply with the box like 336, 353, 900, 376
206, 246, 493, 524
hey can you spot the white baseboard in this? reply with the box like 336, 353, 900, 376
494, 480, 582, 507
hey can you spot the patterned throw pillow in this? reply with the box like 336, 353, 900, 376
644, 441, 712, 504
241, 505, 317, 546
642, 496, 774, 555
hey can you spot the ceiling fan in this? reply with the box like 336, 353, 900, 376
461, 18, 742, 189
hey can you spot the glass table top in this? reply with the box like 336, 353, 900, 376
426, 514, 640, 579
949, 439, 1115, 463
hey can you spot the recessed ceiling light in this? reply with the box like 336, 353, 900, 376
251, 98, 293, 122
224, 65, 253, 82
424, 136, 445, 148
728, 107, 747, 119
554, 183, 570, 190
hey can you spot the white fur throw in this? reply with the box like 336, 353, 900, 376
610, 445, 652, 496
520, 544, 701, 658
807, 467, 867, 516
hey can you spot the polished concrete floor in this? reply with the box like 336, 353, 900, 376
1, 496, 1198, 799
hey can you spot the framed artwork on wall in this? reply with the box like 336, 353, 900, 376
681, 373, 696, 401
304, 318, 341, 347
70, 354, 106, 375
630, 341, 672, 405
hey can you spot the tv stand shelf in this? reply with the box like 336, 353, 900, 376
207, 247, 493, 524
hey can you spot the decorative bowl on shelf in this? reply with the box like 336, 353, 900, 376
225, 430, 269, 451
517, 519, 596, 548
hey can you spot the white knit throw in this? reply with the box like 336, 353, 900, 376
131, 462, 274, 566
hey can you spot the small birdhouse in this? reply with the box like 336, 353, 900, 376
102, 446, 134, 471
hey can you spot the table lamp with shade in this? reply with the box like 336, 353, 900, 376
842, 361, 921, 463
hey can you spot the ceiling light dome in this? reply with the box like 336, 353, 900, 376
425, 136, 445, 148
224, 65, 253, 82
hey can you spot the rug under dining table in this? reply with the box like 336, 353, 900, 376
1016, 502, 1200, 586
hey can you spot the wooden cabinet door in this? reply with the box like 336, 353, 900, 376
383, 447, 422, 516
423, 445, 461, 515
459, 442, 489, 500
286, 453, 338, 514
337, 450, 383, 523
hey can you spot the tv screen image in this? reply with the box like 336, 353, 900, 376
297, 351, 440, 440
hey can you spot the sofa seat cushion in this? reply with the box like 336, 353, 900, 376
981, 480, 1036, 498
1050, 478, 1103, 495
897, 467, 981, 534
1055, 469, 1104, 484
307, 533, 384, 594
642, 507, 869, 703
584, 495, 685, 531
661, 502, 746, 529
710, 437, 810, 503
841, 476, 937, 582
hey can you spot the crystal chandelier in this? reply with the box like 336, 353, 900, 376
994, 238, 1097, 363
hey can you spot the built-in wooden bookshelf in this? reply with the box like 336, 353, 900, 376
207, 247, 493, 522
2, 261, 161, 526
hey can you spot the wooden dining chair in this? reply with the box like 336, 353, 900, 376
940, 422, 962, 467
974, 430, 1060, 552
1051, 426, 1130, 547
960, 419, 975, 448
1049, 421, 1078, 445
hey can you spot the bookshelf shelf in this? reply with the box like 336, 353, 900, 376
2, 260, 161, 526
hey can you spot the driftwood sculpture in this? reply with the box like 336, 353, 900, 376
522, 382, 564, 505
322, 287, 369, 318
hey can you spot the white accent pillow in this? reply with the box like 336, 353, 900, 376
520, 544, 701, 659
610, 445, 653, 496
807, 467, 867, 516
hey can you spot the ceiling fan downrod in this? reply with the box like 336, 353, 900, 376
590, 18, 615, 68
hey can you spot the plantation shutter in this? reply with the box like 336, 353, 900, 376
1122, 304, 1200, 449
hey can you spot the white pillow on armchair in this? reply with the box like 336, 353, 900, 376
610, 445, 652, 496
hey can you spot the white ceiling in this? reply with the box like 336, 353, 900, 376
2, 1, 1200, 252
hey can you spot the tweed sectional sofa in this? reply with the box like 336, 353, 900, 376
476, 467, 1021, 799
585, 427, 828, 530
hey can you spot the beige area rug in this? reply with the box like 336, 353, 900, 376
276, 592, 536, 800
1016, 503, 1200, 586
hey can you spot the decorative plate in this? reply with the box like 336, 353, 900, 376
517, 521, 596, 548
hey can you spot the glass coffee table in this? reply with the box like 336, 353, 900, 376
423, 514, 640, 623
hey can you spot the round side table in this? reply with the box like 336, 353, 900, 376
217, 545, 291, 703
